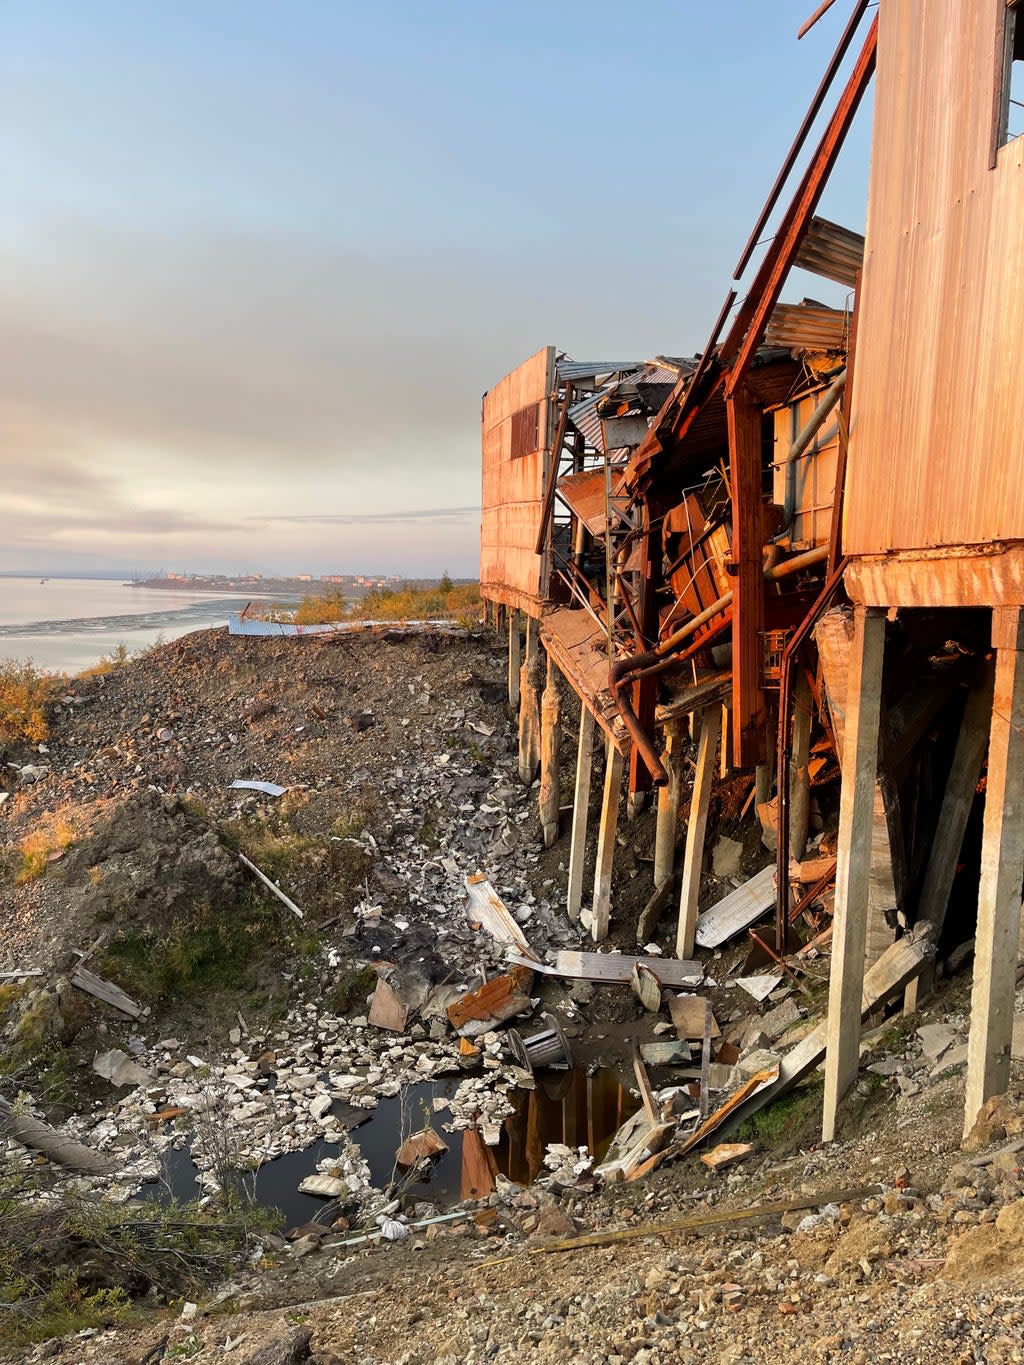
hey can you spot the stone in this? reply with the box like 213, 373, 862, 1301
92, 1049, 153, 1088
238, 1327, 313, 1364
712, 837, 744, 880
297, 1174, 345, 1198
916, 1022, 959, 1060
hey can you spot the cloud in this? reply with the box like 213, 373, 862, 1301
256, 505, 479, 526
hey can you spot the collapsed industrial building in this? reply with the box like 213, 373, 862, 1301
480, 0, 1024, 1148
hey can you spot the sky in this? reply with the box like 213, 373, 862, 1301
0, 1, 875, 579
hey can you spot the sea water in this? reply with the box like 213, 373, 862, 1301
0, 576, 257, 675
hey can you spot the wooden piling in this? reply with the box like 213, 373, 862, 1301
789, 670, 813, 863
508, 609, 521, 708
539, 654, 561, 849
654, 724, 682, 889
566, 705, 596, 921
592, 740, 625, 942
821, 606, 885, 1143
518, 618, 541, 784
676, 704, 721, 959
965, 608, 1024, 1138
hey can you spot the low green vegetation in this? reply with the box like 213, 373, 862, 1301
0, 659, 62, 745
0, 1165, 275, 1351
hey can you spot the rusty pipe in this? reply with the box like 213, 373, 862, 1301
610, 545, 829, 784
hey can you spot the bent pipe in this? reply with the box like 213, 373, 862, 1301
608, 544, 830, 785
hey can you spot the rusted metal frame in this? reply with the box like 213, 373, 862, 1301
628, 507, 661, 796
534, 381, 575, 559
788, 860, 837, 924
774, 559, 849, 953
613, 570, 644, 642
748, 928, 813, 998
618, 613, 733, 691
797, 0, 843, 42
734, 0, 869, 280
726, 384, 767, 769
724, 15, 878, 383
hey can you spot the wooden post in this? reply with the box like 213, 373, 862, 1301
539, 654, 562, 849
592, 739, 624, 942
964, 608, 1024, 1139
567, 706, 596, 921
720, 704, 733, 779
789, 670, 813, 863
676, 704, 722, 959
508, 609, 521, 708
726, 386, 766, 769
518, 618, 541, 784
654, 724, 682, 889
821, 606, 885, 1143
904, 659, 994, 1013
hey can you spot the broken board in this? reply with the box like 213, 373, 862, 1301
464, 874, 537, 960
447, 966, 534, 1031
542, 952, 700, 987
694, 866, 775, 949
669, 994, 721, 1041
71, 965, 142, 1019
368, 977, 409, 1033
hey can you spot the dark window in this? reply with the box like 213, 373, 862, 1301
998, 0, 1024, 147
510, 402, 540, 458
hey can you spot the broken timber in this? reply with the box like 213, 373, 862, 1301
464, 873, 538, 959
71, 964, 143, 1019
0, 1095, 115, 1174
694, 865, 775, 949
676, 704, 720, 959
507, 950, 700, 988
239, 852, 305, 919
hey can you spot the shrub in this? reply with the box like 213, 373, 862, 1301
15, 814, 77, 884
290, 580, 481, 627
0, 659, 61, 745
77, 641, 133, 678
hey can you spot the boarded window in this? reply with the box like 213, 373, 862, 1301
510, 402, 540, 459
998, 0, 1024, 146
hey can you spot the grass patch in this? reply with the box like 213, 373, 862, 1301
734, 1076, 824, 1149
326, 963, 377, 1015
14, 813, 77, 884
292, 578, 481, 628
76, 640, 133, 679
99, 889, 289, 1000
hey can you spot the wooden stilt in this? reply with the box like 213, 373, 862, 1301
821, 606, 886, 1143
518, 618, 541, 784
567, 706, 595, 922
592, 740, 625, 942
964, 609, 1024, 1139
720, 704, 733, 779
904, 659, 994, 1013
539, 654, 561, 849
676, 704, 722, 960
789, 670, 813, 863
508, 610, 521, 708
654, 724, 682, 889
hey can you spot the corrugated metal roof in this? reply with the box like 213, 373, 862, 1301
765, 302, 849, 352
555, 359, 641, 382
795, 216, 865, 289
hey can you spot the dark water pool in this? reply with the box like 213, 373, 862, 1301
152, 1068, 636, 1229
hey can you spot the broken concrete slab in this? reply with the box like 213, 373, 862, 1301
916, 1022, 960, 1060
297, 1174, 345, 1199
640, 1040, 693, 1067
92, 1049, 153, 1088
760, 996, 802, 1041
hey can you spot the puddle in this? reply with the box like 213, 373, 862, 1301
152, 1069, 638, 1228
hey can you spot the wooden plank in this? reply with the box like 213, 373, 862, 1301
591, 740, 624, 942
965, 609, 1024, 1136
70, 965, 142, 1019
464, 874, 537, 959
905, 658, 994, 1011
367, 977, 408, 1032
821, 608, 885, 1141
539, 653, 561, 849
446, 967, 535, 1030
636, 874, 677, 946
726, 387, 766, 768
239, 852, 305, 918
695, 865, 775, 949
566, 705, 595, 922
669, 994, 721, 1041
699, 1000, 713, 1119
0, 969, 42, 981
676, 704, 721, 959
653, 725, 682, 889
544, 951, 701, 987
632, 1046, 660, 1125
